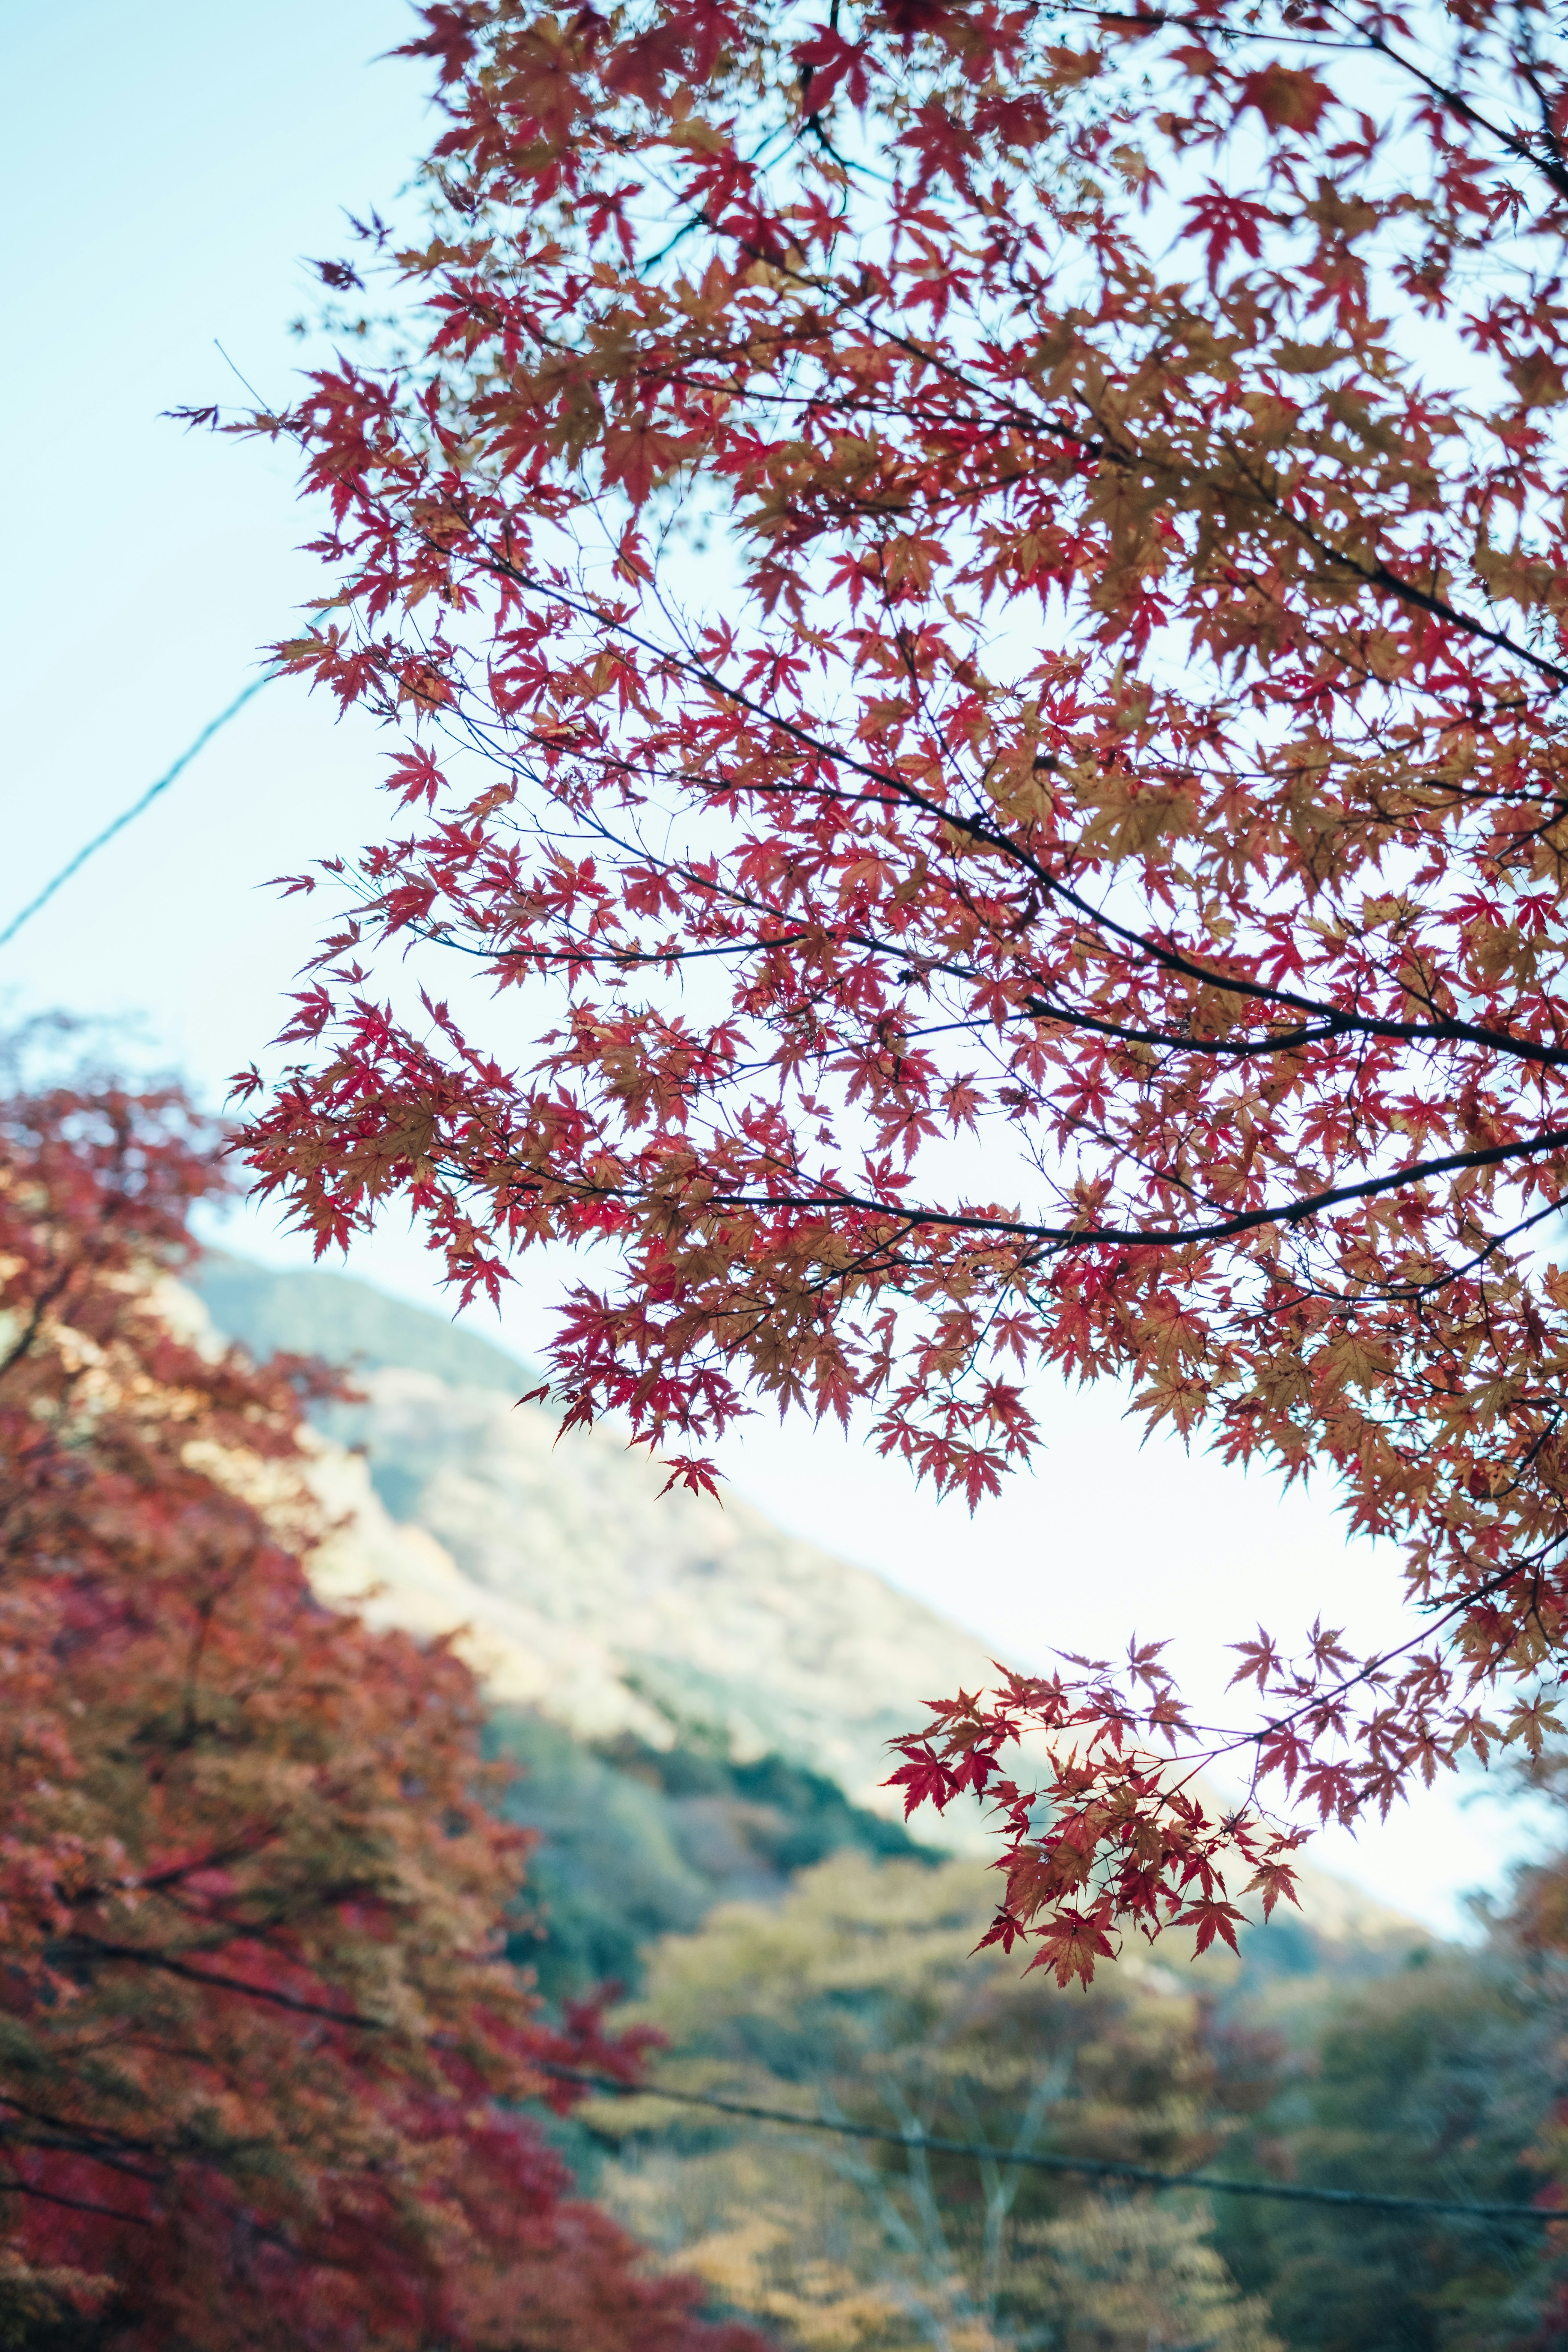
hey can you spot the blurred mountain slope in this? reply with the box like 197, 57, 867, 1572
196, 1248, 534, 1393
190, 1252, 1426, 1960
195, 1251, 1004, 1813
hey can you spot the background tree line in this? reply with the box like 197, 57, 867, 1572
529, 1813, 1568, 2352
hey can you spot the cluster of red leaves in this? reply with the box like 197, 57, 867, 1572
0, 1070, 757, 2350
228, 0, 1568, 1971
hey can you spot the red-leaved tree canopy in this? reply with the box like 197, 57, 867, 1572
0, 1061, 759, 2349
226, 0, 1568, 1977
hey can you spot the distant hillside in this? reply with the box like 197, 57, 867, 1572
196, 1250, 534, 1394
188, 1250, 1428, 1962
488, 1709, 930, 2003
190, 1250, 1007, 1817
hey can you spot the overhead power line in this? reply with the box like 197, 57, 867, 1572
0, 671, 276, 953
539, 2065, 1561, 2228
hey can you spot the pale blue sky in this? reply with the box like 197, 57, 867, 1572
0, 0, 1546, 1934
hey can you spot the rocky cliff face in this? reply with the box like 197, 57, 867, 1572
195, 1252, 999, 1817
306, 1360, 1002, 1813
191, 1253, 1426, 1953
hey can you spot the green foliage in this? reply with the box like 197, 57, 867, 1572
1212, 1953, 1554, 2352
488, 1711, 929, 2005
588, 1852, 1277, 2352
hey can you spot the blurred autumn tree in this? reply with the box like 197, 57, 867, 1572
585, 1851, 1279, 2352
0, 1063, 759, 2352
226, 0, 1568, 1965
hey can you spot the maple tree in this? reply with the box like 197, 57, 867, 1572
0, 1060, 759, 2351
227, 0, 1568, 1974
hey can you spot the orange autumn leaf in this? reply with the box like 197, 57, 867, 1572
1238, 61, 1334, 134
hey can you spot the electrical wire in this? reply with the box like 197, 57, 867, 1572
0, 671, 277, 952
538, 2065, 1561, 2227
